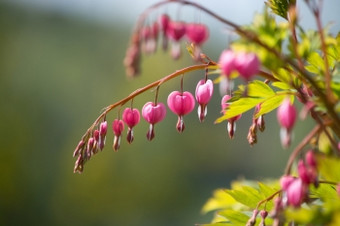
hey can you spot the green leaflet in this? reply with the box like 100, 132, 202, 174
255, 94, 290, 118
317, 155, 340, 182
225, 186, 263, 209
218, 210, 249, 226
215, 80, 294, 123
201, 189, 239, 214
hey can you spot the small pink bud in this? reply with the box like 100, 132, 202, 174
112, 119, 125, 151
305, 150, 317, 168
142, 102, 167, 140
167, 21, 186, 41
99, 121, 108, 136
122, 108, 141, 144
159, 14, 170, 32
235, 52, 260, 81
167, 91, 195, 133
87, 137, 95, 158
219, 50, 237, 77
277, 98, 297, 130
298, 160, 317, 185
93, 130, 100, 141
286, 178, 307, 207
195, 79, 213, 122
185, 23, 209, 45
73, 140, 85, 157
98, 121, 108, 150
280, 175, 295, 190
221, 95, 241, 139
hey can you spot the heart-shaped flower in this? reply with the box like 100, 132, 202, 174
122, 108, 141, 143
221, 95, 241, 139
112, 119, 125, 151
195, 79, 213, 122
167, 91, 195, 132
185, 23, 209, 45
142, 102, 167, 140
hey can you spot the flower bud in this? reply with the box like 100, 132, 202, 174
99, 121, 108, 150
122, 108, 140, 144
112, 119, 125, 151
277, 98, 297, 148
221, 95, 241, 139
280, 175, 295, 191
142, 102, 167, 140
277, 98, 297, 130
195, 79, 214, 122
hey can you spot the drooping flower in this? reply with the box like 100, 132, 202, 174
112, 119, 125, 151
286, 178, 307, 207
235, 52, 260, 81
219, 50, 237, 78
158, 14, 171, 50
186, 23, 209, 45
195, 79, 213, 122
167, 91, 195, 132
142, 102, 167, 140
166, 21, 186, 59
98, 121, 108, 150
122, 108, 141, 143
185, 23, 209, 59
221, 95, 241, 139
277, 97, 297, 148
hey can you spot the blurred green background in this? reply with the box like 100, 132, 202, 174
0, 1, 339, 225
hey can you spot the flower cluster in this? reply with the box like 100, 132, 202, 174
124, 13, 209, 77
275, 151, 318, 209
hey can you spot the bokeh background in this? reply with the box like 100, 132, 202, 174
1, 0, 339, 225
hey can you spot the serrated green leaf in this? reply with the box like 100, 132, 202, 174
310, 183, 337, 200
318, 155, 340, 182
255, 94, 288, 118
199, 223, 231, 226
271, 81, 292, 90
285, 206, 322, 224
318, 130, 333, 154
201, 189, 239, 214
247, 80, 275, 98
225, 186, 262, 209
218, 210, 249, 226
215, 98, 263, 123
307, 51, 325, 74
273, 68, 293, 83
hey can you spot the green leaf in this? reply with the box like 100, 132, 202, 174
285, 206, 324, 224
201, 189, 239, 214
271, 81, 291, 90
218, 210, 249, 226
215, 98, 262, 123
247, 80, 275, 98
255, 94, 288, 118
225, 186, 263, 209
310, 183, 337, 201
306, 51, 325, 74
317, 155, 340, 182
265, 0, 294, 19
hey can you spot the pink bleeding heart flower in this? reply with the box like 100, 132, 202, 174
142, 102, 167, 141
167, 21, 186, 59
195, 79, 213, 122
235, 52, 260, 81
158, 14, 171, 51
219, 50, 237, 78
221, 95, 241, 139
186, 23, 209, 45
298, 159, 318, 185
167, 91, 195, 133
277, 97, 297, 148
280, 175, 295, 191
122, 108, 141, 144
112, 119, 125, 151
98, 121, 107, 150
286, 178, 307, 207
